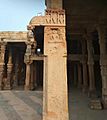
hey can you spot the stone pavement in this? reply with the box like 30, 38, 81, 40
0, 90, 107, 120
0, 91, 42, 120
69, 88, 107, 120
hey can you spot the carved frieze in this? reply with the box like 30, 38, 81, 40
45, 9, 65, 25
28, 9, 65, 28
44, 26, 66, 55
46, 27, 65, 43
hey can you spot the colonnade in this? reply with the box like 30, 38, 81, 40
68, 25, 107, 108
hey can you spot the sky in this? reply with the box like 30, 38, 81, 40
0, 0, 45, 31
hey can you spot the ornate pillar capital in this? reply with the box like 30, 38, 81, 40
27, 25, 35, 30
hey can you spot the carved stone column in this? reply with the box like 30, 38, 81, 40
82, 61, 88, 93
24, 38, 32, 90
77, 63, 82, 88
98, 26, 107, 108
81, 39, 88, 92
0, 42, 6, 90
43, 9, 69, 120
4, 48, 13, 90
30, 63, 35, 90
0, 64, 4, 90
86, 32, 95, 96
25, 63, 31, 90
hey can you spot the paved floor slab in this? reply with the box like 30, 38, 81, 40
0, 90, 107, 120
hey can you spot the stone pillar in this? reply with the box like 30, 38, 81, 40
30, 63, 35, 90
0, 42, 6, 90
43, 9, 69, 120
98, 26, 107, 108
5, 48, 13, 90
81, 39, 88, 92
86, 33, 95, 96
82, 61, 88, 92
74, 63, 77, 87
77, 63, 82, 88
25, 63, 31, 90
24, 39, 32, 90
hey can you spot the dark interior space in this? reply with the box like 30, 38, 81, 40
4, 42, 26, 90
33, 26, 44, 55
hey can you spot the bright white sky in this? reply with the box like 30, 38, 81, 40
0, 0, 45, 31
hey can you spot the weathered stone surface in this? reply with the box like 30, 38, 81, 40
0, 32, 27, 40
43, 9, 69, 120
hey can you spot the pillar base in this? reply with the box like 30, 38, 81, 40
43, 112, 69, 120
30, 85, 36, 90
82, 87, 88, 93
102, 95, 107, 109
0, 86, 3, 90
24, 85, 30, 90
3, 87, 12, 90
3, 84, 12, 90
88, 90, 97, 98
102, 102, 107, 109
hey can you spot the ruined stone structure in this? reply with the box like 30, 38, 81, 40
0, 0, 107, 120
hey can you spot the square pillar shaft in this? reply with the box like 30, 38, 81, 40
43, 9, 69, 120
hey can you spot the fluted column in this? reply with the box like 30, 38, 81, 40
98, 25, 107, 108
86, 32, 95, 95
0, 42, 6, 90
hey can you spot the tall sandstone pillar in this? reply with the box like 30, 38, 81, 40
98, 25, 107, 108
43, 8, 69, 120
